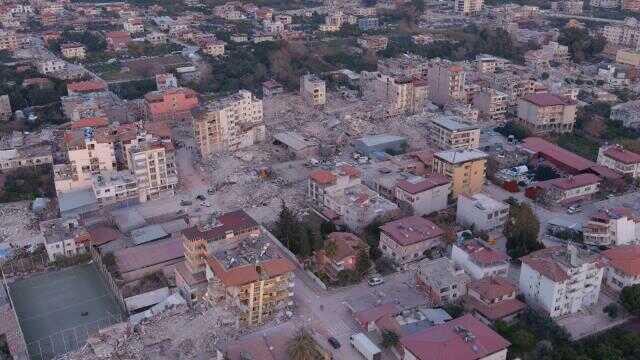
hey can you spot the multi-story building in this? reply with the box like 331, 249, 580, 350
56, 127, 117, 193
358, 17, 379, 31
456, 193, 509, 232
193, 90, 265, 156
519, 244, 604, 318
91, 171, 139, 206
146, 31, 168, 45
583, 207, 640, 246
178, 211, 295, 326
0, 30, 18, 51
394, 175, 450, 216
415, 257, 470, 305
300, 74, 326, 106
602, 245, 640, 292
144, 87, 199, 122
616, 49, 640, 67
0, 144, 53, 170
308, 163, 361, 206
124, 17, 144, 33
156, 73, 178, 91
201, 39, 226, 56
357, 35, 388, 51
455, 0, 484, 15
323, 183, 399, 233
428, 61, 466, 106
379, 216, 444, 265
0, 95, 11, 122
602, 18, 640, 51
60, 42, 86, 60
319, 10, 344, 32
517, 93, 577, 135
451, 239, 510, 280
126, 140, 178, 202
611, 100, 640, 128
463, 277, 526, 325
472, 89, 508, 122
623, 0, 640, 11
433, 149, 487, 197
401, 314, 510, 360
36, 58, 66, 75
591, 0, 620, 8
42, 217, 89, 261
597, 144, 640, 178
360, 72, 428, 116
483, 70, 536, 109
105, 31, 131, 51
429, 116, 480, 150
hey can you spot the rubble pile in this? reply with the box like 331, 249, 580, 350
0, 201, 41, 246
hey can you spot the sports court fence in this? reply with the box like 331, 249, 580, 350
26, 311, 124, 360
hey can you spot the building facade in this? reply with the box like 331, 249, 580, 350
597, 144, 640, 178
517, 93, 577, 135
433, 149, 487, 197
300, 74, 326, 106
456, 193, 509, 232
429, 116, 480, 150
379, 216, 444, 265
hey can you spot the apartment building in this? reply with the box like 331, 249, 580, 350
394, 175, 450, 216
360, 72, 428, 116
179, 211, 294, 326
429, 116, 480, 150
583, 207, 640, 246
323, 183, 399, 233
623, 0, 640, 11
300, 74, 326, 106
60, 42, 86, 60
451, 239, 510, 280
597, 144, 640, 178
472, 89, 508, 121
456, 193, 509, 232
0, 144, 53, 170
616, 49, 640, 67
455, 0, 484, 15
308, 163, 361, 206
482, 70, 536, 108
602, 18, 640, 51
611, 100, 640, 128
193, 90, 265, 156
201, 39, 226, 56
146, 31, 168, 45
36, 58, 66, 75
401, 314, 510, 360
144, 87, 199, 122
319, 10, 343, 32
56, 127, 117, 193
463, 277, 526, 325
519, 244, 604, 318
126, 141, 178, 202
517, 93, 577, 135
0, 30, 18, 51
91, 171, 139, 206
591, 0, 620, 7
0, 95, 11, 122
105, 31, 131, 51
379, 216, 444, 265
433, 149, 487, 197
357, 35, 388, 51
42, 217, 89, 261
428, 61, 466, 106
124, 17, 144, 33
602, 245, 640, 292
416, 257, 470, 305
156, 73, 177, 91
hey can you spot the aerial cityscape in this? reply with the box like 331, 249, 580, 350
1, 0, 640, 359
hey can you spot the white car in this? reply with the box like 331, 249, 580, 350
368, 277, 384, 287
200, 201, 211, 207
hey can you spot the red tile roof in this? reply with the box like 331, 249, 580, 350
459, 241, 509, 266
400, 314, 510, 360
396, 175, 450, 194
337, 164, 361, 178
353, 303, 399, 327
548, 173, 601, 191
463, 295, 526, 322
71, 117, 109, 129
602, 145, 640, 165
309, 169, 337, 185
181, 210, 258, 242
87, 226, 121, 246
603, 245, 640, 277
522, 93, 568, 107
520, 247, 570, 282
67, 80, 108, 94
467, 276, 517, 300
206, 257, 295, 287
380, 216, 443, 246
521, 137, 595, 173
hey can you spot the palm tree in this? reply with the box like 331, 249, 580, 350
287, 329, 321, 360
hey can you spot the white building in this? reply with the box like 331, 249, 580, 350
602, 245, 640, 292
300, 74, 326, 106
519, 244, 604, 318
611, 100, 640, 128
379, 216, 444, 265
36, 58, 66, 74
456, 193, 509, 232
42, 217, 89, 261
583, 207, 640, 247
429, 116, 480, 150
451, 239, 510, 280
597, 144, 640, 178
394, 175, 450, 216
455, 0, 484, 15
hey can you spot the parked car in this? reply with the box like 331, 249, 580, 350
200, 201, 211, 207
368, 277, 384, 287
196, 195, 206, 201
567, 205, 582, 214
328, 337, 341, 349
180, 200, 192, 206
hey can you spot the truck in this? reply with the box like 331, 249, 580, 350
350, 333, 382, 360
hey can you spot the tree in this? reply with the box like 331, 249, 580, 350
287, 329, 322, 360
381, 330, 400, 348
273, 200, 301, 253
319, 221, 336, 239
558, 27, 605, 63
511, 329, 537, 354
504, 203, 543, 258
541, 72, 550, 80
534, 165, 560, 181
603, 303, 619, 319
355, 249, 371, 276
411, 0, 426, 13
494, 121, 530, 141
325, 240, 338, 258
621, 284, 640, 315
